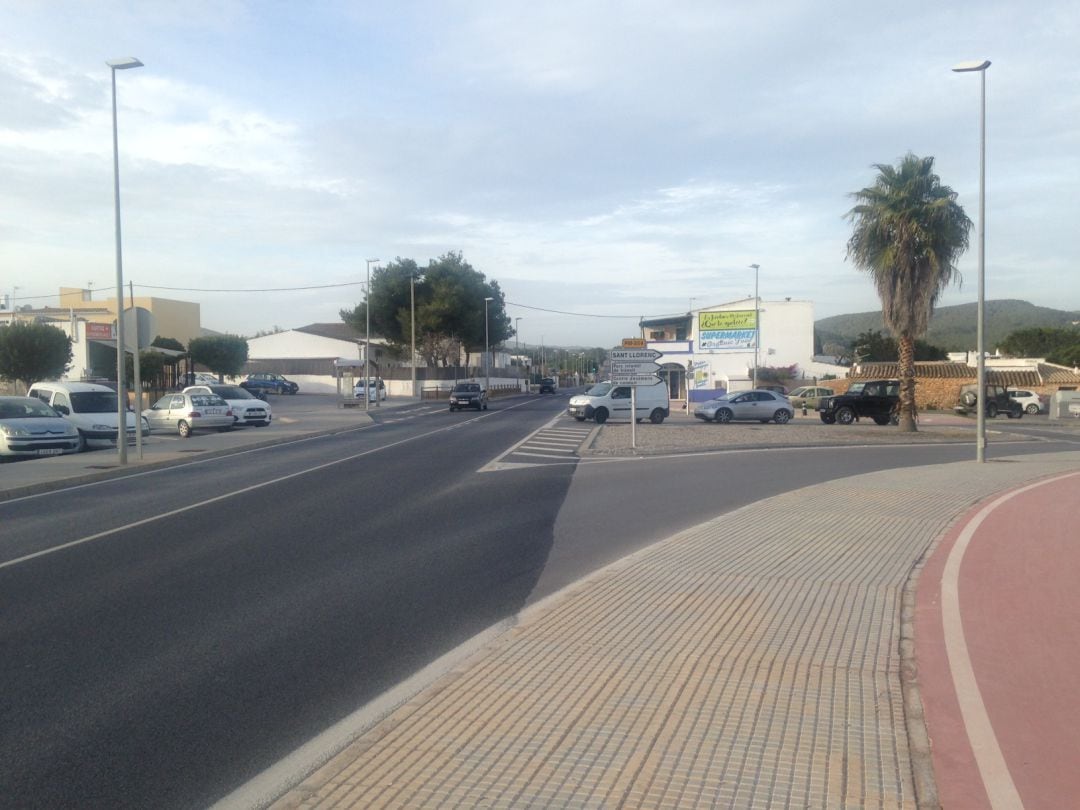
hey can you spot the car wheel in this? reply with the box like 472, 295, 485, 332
836, 406, 856, 425
820, 413, 836, 424
715, 408, 733, 424
774, 409, 791, 424
961, 391, 977, 407
177, 420, 192, 438
1026, 404, 1039, 414
987, 403, 998, 419
594, 408, 609, 424
649, 409, 665, 424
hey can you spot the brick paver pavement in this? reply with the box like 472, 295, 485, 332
266, 452, 1080, 809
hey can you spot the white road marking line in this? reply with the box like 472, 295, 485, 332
478, 413, 574, 472
941, 470, 1080, 810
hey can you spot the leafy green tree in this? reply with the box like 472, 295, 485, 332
0, 321, 73, 391
188, 335, 249, 381
151, 335, 186, 352
999, 326, 1080, 362
846, 154, 971, 431
341, 252, 513, 368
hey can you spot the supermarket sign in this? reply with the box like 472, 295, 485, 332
699, 310, 758, 351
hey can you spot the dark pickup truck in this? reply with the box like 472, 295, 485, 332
818, 380, 900, 425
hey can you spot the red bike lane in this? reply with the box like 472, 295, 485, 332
916, 470, 1080, 809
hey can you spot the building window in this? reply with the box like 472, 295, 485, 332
649, 331, 665, 340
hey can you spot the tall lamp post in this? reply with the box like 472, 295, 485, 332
365, 258, 379, 412
410, 272, 418, 399
484, 297, 494, 393
749, 263, 760, 389
514, 316, 522, 391
953, 59, 991, 463
108, 57, 143, 465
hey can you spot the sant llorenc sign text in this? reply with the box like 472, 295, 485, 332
609, 348, 662, 386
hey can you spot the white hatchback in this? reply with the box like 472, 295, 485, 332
143, 392, 233, 438
1007, 388, 1046, 415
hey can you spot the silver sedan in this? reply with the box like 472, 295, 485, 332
0, 396, 81, 459
694, 389, 794, 424
143, 392, 234, 438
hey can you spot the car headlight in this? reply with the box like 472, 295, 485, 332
92, 423, 112, 431
0, 424, 29, 437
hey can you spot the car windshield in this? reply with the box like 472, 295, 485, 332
70, 391, 119, 413
211, 386, 254, 399
453, 384, 480, 393
586, 383, 612, 396
0, 398, 60, 419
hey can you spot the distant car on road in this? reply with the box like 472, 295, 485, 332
818, 380, 899, 425
954, 384, 1022, 419
0, 396, 81, 460
787, 386, 835, 410
354, 378, 387, 402
1007, 388, 1046, 415
143, 392, 234, 437
539, 377, 557, 394
184, 384, 272, 427
449, 382, 488, 411
241, 373, 299, 395
694, 389, 793, 424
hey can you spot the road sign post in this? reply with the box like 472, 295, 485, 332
609, 348, 662, 450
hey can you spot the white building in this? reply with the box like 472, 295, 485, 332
642, 298, 816, 403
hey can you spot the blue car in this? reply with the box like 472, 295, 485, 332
241, 373, 299, 395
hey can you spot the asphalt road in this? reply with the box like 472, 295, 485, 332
2, 394, 1076, 809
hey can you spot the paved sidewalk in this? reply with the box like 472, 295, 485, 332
261, 450, 1080, 810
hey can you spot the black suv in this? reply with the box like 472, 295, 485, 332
818, 380, 900, 425
953, 384, 1022, 419
448, 382, 488, 411
539, 377, 557, 394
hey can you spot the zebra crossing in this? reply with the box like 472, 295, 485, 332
480, 416, 595, 471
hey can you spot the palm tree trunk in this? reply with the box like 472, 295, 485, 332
897, 334, 917, 432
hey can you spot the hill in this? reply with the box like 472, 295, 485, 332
815, 300, 1080, 352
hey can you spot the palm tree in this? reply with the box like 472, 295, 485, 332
846, 154, 972, 431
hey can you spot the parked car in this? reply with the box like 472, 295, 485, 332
354, 378, 387, 402
539, 377, 557, 394
0, 396, 81, 460
241, 373, 299, 395
183, 384, 272, 427
143, 392, 234, 437
953, 384, 1022, 419
818, 380, 900, 425
568, 381, 669, 424
449, 382, 488, 411
787, 386, 835, 410
1007, 388, 1046, 415
694, 389, 793, 424
27, 381, 140, 451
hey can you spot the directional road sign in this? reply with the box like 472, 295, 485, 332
609, 348, 662, 385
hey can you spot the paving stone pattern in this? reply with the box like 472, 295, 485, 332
277, 455, 1078, 809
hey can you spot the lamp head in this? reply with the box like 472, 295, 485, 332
107, 57, 143, 70
952, 60, 991, 73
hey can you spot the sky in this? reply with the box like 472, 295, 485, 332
2, 0, 1078, 349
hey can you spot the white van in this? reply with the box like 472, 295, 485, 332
27, 382, 139, 452
568, 381, 670, 424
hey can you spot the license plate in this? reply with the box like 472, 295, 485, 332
37, 448, 64, 456
205, 408, 224, 415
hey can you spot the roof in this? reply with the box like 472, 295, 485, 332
853, 360, 1080, 387
294, 323, 367, 342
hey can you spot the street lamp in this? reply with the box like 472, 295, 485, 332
108, 56, 143, 465
365, 258, 379, 411
410, 272, 421, 399
484, 297, 494, 393
749, 264, 760, 389
953, 59, 991, 463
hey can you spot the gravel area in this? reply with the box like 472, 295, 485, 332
583, 411, 1028, 456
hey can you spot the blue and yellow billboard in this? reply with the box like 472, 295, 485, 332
698, 310, 757, 350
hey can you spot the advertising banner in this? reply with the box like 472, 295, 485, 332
698, 310, 758, 351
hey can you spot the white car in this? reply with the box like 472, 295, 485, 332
1007, 388, 1046, 415
0, 396, 81, 459
354, 378, 387, 402
183, 384, 272, 427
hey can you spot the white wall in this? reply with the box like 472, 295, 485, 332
247, 330, 363, 360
